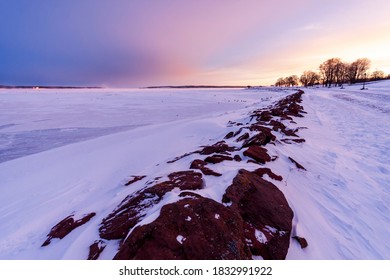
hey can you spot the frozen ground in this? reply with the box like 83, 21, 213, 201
0, 81, 389, 259
0, 88, 270, 162
280, 80, 390, 259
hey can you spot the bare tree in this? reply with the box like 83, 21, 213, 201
273, 57, 373, 89
300, 70, 320, 87
371, 70, 385, 80
275, 77, 286, 87
286, 75, 299, 87
319, 58, 343, 87
334, 61, 349, 86
347, 58, 371, 83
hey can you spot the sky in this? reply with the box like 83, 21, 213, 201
1, 0, 389, 87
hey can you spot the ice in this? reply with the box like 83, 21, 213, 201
0, 87, 275, 162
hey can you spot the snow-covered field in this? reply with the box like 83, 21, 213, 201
0, 81, 389, 259
0, 88, 267, 163
282, 81, 390, 259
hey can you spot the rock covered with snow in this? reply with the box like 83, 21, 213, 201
42, 213, 96, 246
114, 197, 252, 260
222, 169, 293, 259
100, 90, 304, 259
243, 146, 272, 164
190, 159, 222, 176
99, 171, 204, 240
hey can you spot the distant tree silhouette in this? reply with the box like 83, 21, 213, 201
347, 58, 370, 84
275, 77, 286, 87
371, 70, 385, 80
300, 71, 320, 87
319, 58, 344, 87
286, 75, 299, 87
334, 61, 347, 86
274, 76, 298, 87
273, 56, 382, 88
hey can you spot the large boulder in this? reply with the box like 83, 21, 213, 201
222, 169, 293, 259
243, 146, 271, 164
114, 197, 252, 260
99, 171, 204, 240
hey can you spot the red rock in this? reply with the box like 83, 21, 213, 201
268, 120, 300, 137
224, 131, 234, 139
242, 130, 275, 147
222, 169, 293, 259
88, 240, 106, 260
167, 171, 204, 190
288, 156, 306, 170
99, 171, 204, 240
243, 146, 271, 164
291, 138, 305, 143
293, 236, 308, 249
253, 168, 283, 181
235, 132, 250, 142
273, 91, 305, 118
198, 141, 236, 155
178, 191, 203, 199
251, 91, 304, 121
125, 175, 146, 186
248, 124, 272, 133
270, 108, 292, 120
190, 159, 222, 176
233, 127, 244, 137
204, 154, 233, 164
287, 103, 305, 117
169, 141, 238, 163
283, 128, 299, 137
269, 120, 286, 132
233, 155, 242, 162
251, 110, 272, 122
42, 213, 96, 246
114, 197, 252, 260
281, 138, 305, 144
167, 152, 196, 163
227, 121, 243, 127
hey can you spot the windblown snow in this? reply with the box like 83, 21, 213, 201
0, 81, 389, 259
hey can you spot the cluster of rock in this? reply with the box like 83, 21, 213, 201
42, 90, 308, 260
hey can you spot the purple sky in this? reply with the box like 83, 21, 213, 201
1, 0, 389, 86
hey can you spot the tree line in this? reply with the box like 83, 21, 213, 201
275, 57, 389, 87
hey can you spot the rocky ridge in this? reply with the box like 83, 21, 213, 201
41, 90, 308, 259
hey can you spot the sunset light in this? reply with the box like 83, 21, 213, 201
1, 0, 390, 274
1, 0, 389, 87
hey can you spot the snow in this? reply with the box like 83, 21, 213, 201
254, 229, 267, 244
0, 87, 270, 163
0, 87, 287, 259
0, 81, 389, 260
176, 235, 186, 244
279, 81, 390, 259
